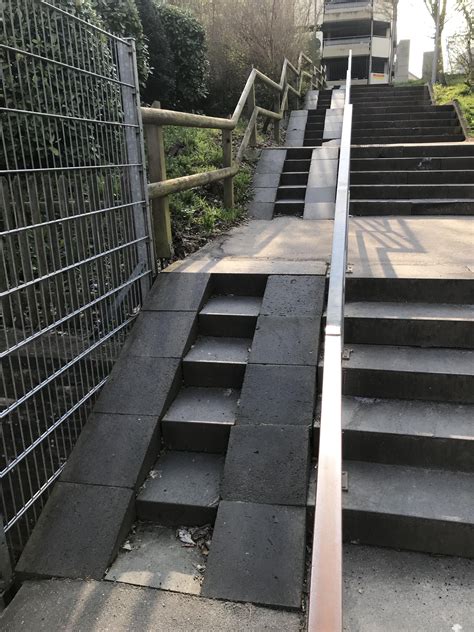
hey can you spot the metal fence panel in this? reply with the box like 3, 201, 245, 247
0, 0, 152, 567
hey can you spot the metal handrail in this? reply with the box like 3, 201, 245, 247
308, 50, 352, 632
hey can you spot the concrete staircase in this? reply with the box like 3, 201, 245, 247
315, 277, 474, 558
351, 85, 465, 144
274, 148, 312, 217
304, 88, 332, 146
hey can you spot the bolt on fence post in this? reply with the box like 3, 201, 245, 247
247, 79, 257, 146
274, 94, 281, 144
145, 101, 173, 261
222, 129, 234, 209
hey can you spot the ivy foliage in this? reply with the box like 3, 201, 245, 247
142, 3, 209, 110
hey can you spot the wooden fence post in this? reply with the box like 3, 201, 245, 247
222, 129, 234, 208
247, 78, 257, 146
274, 94, 281, 144
145, 101, 173, 260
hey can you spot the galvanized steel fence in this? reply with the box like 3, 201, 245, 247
0, 0, 152, 571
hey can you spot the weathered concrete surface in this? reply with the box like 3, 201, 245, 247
343, 544, 474, 632
261, 275, 325, 317
142, 271, 210, 311
167, 217, 474, 278
202, 501, 306, 608
1, 579, 302, 631
250, 315, 320, 365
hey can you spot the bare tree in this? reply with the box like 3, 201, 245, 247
447, 0, 473, 84
423, 0, 449, 83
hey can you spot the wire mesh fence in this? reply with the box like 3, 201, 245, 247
0, 0, 152, 569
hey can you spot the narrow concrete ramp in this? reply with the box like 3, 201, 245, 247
0, 579, 302, 631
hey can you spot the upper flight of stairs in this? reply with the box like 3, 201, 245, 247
304, 89, 332, 147
351, 85, 465, 144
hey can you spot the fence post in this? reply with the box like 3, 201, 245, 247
145, 101, 173, 261
0, 518, 12, 594
247, 77, 257, 147
274, 94, 281, 144
222, 129, 234, 208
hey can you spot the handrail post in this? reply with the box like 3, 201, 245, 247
222, 129, 234, 208
144, 101, 172, 261
247, 74, 258, 147
274, 93, 281, 144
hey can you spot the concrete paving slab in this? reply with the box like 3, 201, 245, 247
248, 201, 274, 219
123, 311, 196, 358
94, 356, 181, 417
343, 544, 474, 632
61, 413, 159, 490
136, 452, 224, 525
261, 275, 325, 317
222, 425, 310, 505
252, 172, 281, 188
238, 364, 317, 426
143, 272, 210, 311
311, 147, 339, 160
16, 483, 134, 580
255, 149, 286, 174
252, 187, 277, 203
304, 202, 335, 219
167, 217, 473, 279
250, 316, 320, 366
105, 523, 206, 595
0, 579, 302, 631
202, 501, 306, 608
307, 160, 338, 185
305, 185, 336, 203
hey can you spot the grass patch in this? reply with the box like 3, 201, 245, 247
163, 123, 264, 260
433, 82, 473, 136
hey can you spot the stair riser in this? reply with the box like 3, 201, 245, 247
353, 135, 465, 144
352, 127, 461, 137
313, 428, 474, 472
183, 361, 247, 388
274, 202, 304, 216
344, 317, 474, 349
211, 274, 268, 297
353, 120, 459, 130
343, 510, 474, 558
280, 172, 309, 186
351, 185, 474, 199
162, 421, 230, 454
303, 140, 323, 147
351, 105, 449, 114
351, 158, 474, 171
276, 187, 306, 200
286, 148, 313, 160
136, 500, 218, 526
350, 200, 474, 215
352, 99, 432, 107
352, 145, 474, 158
283, 159, 310, 172
353, 113, 456, 123
351, 171, 474, 184
341, 368, 474, 404
198, 314, 258, 338
346, 278, 474, 304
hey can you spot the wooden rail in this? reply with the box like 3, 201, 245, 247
141, 52, 326, 259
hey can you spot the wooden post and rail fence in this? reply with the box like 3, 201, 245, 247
141, 52, 326, 261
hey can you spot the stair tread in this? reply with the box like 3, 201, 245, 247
345, 301, 474, 322
342, 396, 474, 440
342, 344, 474, 376
163, 387, 239, 425
200, 295, 261, 318
185, 337, 251, 364
343, 460, 474, 523
137, 451, 224, 508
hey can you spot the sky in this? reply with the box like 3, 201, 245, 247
397, 0, 465, 77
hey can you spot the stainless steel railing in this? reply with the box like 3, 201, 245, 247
308, 50, 353, 632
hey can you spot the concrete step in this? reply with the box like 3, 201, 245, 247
345, 277, 474, 305
273, 200, 305, 216
339, 344, 474, 403
276, 185, 306, 200
210, 273, 268, 297
334, 397, 474, 471
282, 158, 310, 172
350, 199, 474, 215
351, 105, 451, 114
351, 156, 474, 171
352, 126, 462, 137
162, 387, 238, 453
353, 119, 459, 130
136, 451, 224, 525
342, 460, 474, 557
353, 110, 456, 123
344, 301, 474, 348
352, 134, 466, 144
351, 144, 474, 158
280, 171, 309, 186
350, 183, 474, 199
183, 336, 251, 387
351, 98, 432, 107
351, 170, 474, 185
199, 295, 261, 337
